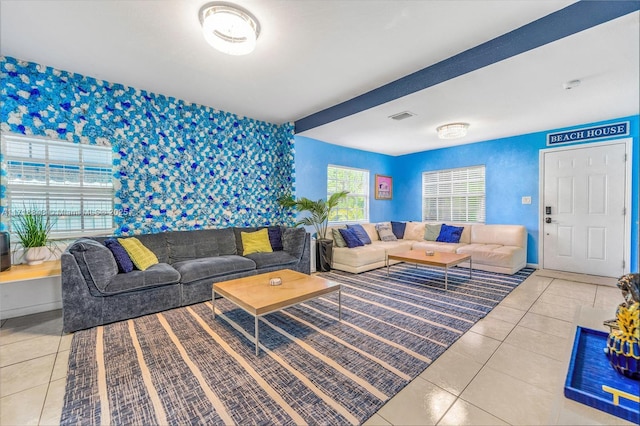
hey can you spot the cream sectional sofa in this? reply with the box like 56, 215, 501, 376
327, 222, 527, 275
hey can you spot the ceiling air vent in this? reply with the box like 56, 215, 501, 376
388, 111, 415, 121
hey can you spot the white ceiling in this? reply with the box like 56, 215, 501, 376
1, 0, 638, 156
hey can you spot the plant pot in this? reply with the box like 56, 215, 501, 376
316, 238, 333, 272
24, 246, 48, 265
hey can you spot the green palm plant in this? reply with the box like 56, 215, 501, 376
279, 190, 349, 239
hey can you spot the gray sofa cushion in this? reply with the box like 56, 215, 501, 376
135, 233, 170, 263
213, 228, 237, 256
69, 238, 118, 293
100, 263, 181, 295
167, 229, 219, 263
244, 251, 298, 270
282, 227, 306, 259
173, 255, 256, 284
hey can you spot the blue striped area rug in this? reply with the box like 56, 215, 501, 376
61, 265, 534, 425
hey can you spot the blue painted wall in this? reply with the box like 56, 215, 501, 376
0, 56, 296, 235
294, 136, 394, 223
295, 116, 639, 271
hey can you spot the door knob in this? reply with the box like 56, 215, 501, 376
545, 217, 552, 223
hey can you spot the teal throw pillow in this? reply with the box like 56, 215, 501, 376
332, 228, 347, 248
424, 224, 442, 241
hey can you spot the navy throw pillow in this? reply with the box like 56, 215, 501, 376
104, 238, 134, 273
391, 221, 406, 239
346, 224, 371, 244
267, 226, 283, 251
339, 228, 364, 248
436, 224, 464, 243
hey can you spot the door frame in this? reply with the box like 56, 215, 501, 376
538, 138, 632, 275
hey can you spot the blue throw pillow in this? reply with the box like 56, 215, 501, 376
104, 238, 134, 273
339, 228, 364, 248
347, 224, 371, 244
267, 226, 283, 251
391, 221, 406, 239
436, 224, 464, 243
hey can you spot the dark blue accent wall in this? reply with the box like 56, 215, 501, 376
295, 115, 639, 271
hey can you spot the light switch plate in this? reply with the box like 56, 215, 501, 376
522, 196, 532, 205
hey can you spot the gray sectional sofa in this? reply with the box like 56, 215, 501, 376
61, 226, 310, 333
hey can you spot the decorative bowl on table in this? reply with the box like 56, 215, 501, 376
269, 277, 282, 286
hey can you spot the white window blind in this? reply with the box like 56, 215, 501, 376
2, 134, 114, 239
422, 165, 486, 223
327, 165, 369, 223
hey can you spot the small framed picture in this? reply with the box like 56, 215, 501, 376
375, 175, 392, 200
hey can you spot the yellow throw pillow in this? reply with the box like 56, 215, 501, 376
118, 237, 159, 271
242, 229, 273, 255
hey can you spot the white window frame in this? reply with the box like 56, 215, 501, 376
1, 134, 115, 240
327, 165, 369, 224
422, 165, 486, 223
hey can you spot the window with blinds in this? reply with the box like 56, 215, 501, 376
327, 165, 369, 223
1, 134, 115, 239
422, 165, 486, 223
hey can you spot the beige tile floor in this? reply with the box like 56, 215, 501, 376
0, 270, 635, 425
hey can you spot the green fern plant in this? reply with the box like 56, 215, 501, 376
13, 209, 53, 248
279, 191, 349, 239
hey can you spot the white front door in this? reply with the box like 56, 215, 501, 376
541, 142, 628, 277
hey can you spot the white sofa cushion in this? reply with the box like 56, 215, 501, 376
403, 222, 426, 241
333, 245, 385, 265
470, 224, 526, 248
411, 241, 465, 253
361, 223, 380, 242
457, 244, 525, 268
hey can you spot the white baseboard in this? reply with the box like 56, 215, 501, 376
0, 300, 62, 320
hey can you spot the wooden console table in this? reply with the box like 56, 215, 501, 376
0, 260, 61, 283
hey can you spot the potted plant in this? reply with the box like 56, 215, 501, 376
13, 208, 54, 265
279, 191, 348, 272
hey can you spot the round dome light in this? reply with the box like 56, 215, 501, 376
199, 3, 260, 56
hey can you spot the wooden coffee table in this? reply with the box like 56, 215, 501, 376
212, 269, 341, 355
386, 250, 472, 290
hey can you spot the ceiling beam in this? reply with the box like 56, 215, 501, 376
294, 0, 640, 134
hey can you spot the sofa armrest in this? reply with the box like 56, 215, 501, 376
61, 252, 104, 333
282, 227, 306, 258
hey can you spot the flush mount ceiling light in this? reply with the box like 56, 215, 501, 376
436, 122, 469, 139
199, 2, 260, 56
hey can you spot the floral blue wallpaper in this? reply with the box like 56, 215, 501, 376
0, 56, 295, 235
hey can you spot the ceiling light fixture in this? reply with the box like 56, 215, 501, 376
436, 122, 469, 139
199, 2, 261, 56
